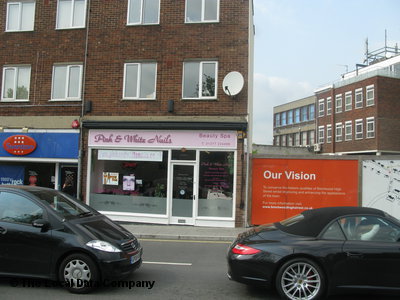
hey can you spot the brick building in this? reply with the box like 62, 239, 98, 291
0, 1, 254, 227
315, 54, 400, 155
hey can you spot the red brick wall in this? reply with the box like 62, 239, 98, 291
316, 76, 400, 153
1, 1, 249, 118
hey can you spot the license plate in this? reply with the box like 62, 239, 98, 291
130, 253, 141, 264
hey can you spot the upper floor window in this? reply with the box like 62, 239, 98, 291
345, 91, 352, 111
287, 134, 293, 146
366, 85, 375, 106
56, 0, 87, 29
1, 66, 31, 101
287, 110, 293, 125
318, 126, 324, 144
294, 108, 300, 123
51, 64, 82, 101
326, 124, 332, 143
301, 131, 308, 146
183, 61, 217, 99
281, 135, 287, 147
127, 0, 160, 25
355, 119, 363, 140
123, 62, 157, 99
6, 1, 35, 32
326, 97, 332, 115
309, 104, 315, 120
275, 113, 280, 127
345, 121, 352, 141
301, 106, 308, 122
281, 111, 287, 126
335, 122, 343, 142
335, 94, 342, 113
366, 117, 375, 138
318, 99, 324, 117
355, 88, 363, 109
185, 0, 219, 23
294, 132, 300, 146
309, 131, 315, 145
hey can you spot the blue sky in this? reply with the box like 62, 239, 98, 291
252, 0, 400, 144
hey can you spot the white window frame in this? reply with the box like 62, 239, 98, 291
6, 1, 35, 32
318, 99, 325, 117
335, 94, 342, 114
182, 61, 217, 100
345, 121, 352, 141
51, 64, 83, 101
318, 126, 324, 144
1, 65, 31, 101
326, 124, 332, 143
355, 119, 363, 140
366, 117, 375, 138
345, 91, 352, 111
366, 84, 375, 106
123, 62, 157, 100
335, 122, 343, 142
355, 88, 363, 109
326, 97, 332, 115
127, 0, 160, 25
56, 0, 87, 29
185, 0, 220, 23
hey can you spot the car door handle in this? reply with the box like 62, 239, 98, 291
346, 252, 363, 258
0, 226, 7, 235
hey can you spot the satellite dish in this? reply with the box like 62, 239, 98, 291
222, 71, 244, 97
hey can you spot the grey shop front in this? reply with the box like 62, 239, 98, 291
86, 129, 239, 227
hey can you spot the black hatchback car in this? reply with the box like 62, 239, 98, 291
228, 206, 400, 300
0, 185, 142, 293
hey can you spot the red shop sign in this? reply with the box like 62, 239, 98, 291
3, 135, 37, 156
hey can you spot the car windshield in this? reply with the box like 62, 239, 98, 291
30, 190, 93, 220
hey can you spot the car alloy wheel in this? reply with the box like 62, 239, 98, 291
59, 253, 99, 293
276, 258, 325, 300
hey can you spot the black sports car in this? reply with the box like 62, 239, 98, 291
227, 206, 400, 300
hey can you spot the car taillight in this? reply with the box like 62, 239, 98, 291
232, 243, 261, 255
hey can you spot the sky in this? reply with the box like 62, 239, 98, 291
252, 0, 400, 144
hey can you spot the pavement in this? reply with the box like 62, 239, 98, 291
119, 223, 248, 241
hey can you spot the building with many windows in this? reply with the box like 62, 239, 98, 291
0, 1, 254, 227
316, 54, 400, 155
273, 95, 316, 148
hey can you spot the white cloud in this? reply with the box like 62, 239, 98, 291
252, 73, 314, 145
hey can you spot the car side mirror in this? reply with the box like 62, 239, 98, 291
32, 219, 50, 232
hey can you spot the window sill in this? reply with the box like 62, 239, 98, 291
48, 99, 82, 102
185, 21, 220, 24
1, 99, 29, 103
181, 98, 218, 101
121, 98, 156, 101
5, 29, 34, 33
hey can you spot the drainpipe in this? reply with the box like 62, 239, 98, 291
77, 0, 91, 201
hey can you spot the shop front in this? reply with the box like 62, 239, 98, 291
0, 130, 79, 196
87, 129, 238, 227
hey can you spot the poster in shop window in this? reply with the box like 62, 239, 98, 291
102, 172, 119, 185
251, 158, 359, 225
0, 165, 25, 185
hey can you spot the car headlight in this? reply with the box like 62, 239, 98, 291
86, 240, 122, 253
